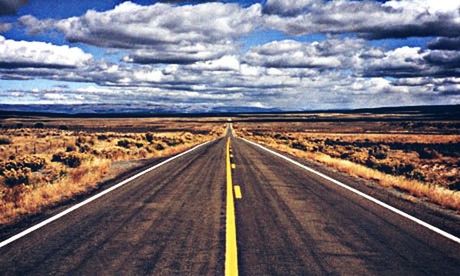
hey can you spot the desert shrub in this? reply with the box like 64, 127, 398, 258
33, 122, 45, 128
97, 134, 109, 140
161, 137, 183, 147
145, 132, 155, 143
274, 133, 288, 140
66, 145, 77, 152
368, 146, 388, 160
0, 156, 46, 175
377, 163, 395, 174
291, 141, 307, 151
52, 152, 82, 168
22, 156, 46, 171
365, 157, 378, 169
155, 143, 165, 150
76, 136, 87, 145
3, 168, 31, 186
449, 182, 460, 191
117, 139, 132, 148
58, 125, 69, 130
78, 144, 91, 153
396, 163, 415, 175
0, 136, 12, 145
418, 148, 439, 159
324, 138, 335, 146
411, 170, 425, 181
135, 142, 144, 148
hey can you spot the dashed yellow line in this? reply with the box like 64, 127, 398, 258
234, 185, 242, 199
231, 163, 236, 169
225, 138, 238, 276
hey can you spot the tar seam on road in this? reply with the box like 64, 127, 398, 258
225, 138, 239, 276
240, 137, 460, 245
0, 140, 213, 249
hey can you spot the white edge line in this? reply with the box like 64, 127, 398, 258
0, 139, 213, 249
240, 137, 460, 245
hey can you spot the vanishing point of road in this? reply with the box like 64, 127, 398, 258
0, 125, 459, 275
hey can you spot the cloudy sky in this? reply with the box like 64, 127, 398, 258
0, 0, 459, 111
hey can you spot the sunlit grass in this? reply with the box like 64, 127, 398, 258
0, 124, 225, 225
237, 127, 460, 211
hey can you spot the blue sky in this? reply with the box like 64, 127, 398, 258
0, 0, 459, 111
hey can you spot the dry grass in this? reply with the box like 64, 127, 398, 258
0, 122, 225, 225
236, 126, 460, 211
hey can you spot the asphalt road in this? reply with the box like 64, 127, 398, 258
1, 132, 460, 275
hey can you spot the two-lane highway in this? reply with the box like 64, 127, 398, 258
1, 127, 460, 275
0, 138, 227, 275
230, 136, 460, 275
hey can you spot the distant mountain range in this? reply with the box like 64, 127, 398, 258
0, 104, 283, 116
0, 104, 458, 117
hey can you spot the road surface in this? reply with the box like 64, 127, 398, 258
0, 130, 459, 275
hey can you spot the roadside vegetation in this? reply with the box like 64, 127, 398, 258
0, 122, 224, 224
235, 121, 460, 211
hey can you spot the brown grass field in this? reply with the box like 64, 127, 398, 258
1, 110, 459, 224
0, 117, 225, 225
234, 112, 460, 211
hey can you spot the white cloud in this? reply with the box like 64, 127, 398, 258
3, 0, 460, 109
188, 55, 240, 71
244, 38, 365, 69
0, 23, 12, 33
0, 35, 92, 68
20, 2, 262, 65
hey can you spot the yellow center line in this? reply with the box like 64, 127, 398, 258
234, 185, 242, 199
225, 138, 239, 276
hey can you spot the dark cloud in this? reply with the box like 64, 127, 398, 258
0, 62, 76, 69
424, 50, 460, 69
264, 0, 460, 39
0, 0, 27, 15
428, 37, 460, 50
263, 0, 317, 16
123, 43, 235, 65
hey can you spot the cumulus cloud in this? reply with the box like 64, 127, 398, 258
188, 55, 240, 71
361, 46, 427, 77
3, 1, 460, 109
0, 23, 12, 33
264, 0, 460, 39
122, 42, 236, 64
20, 1, 261, 64
361, 46, 460, 78
1, 35, 459, 109
0, 36, 92, 69
244, 39, 345, 68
